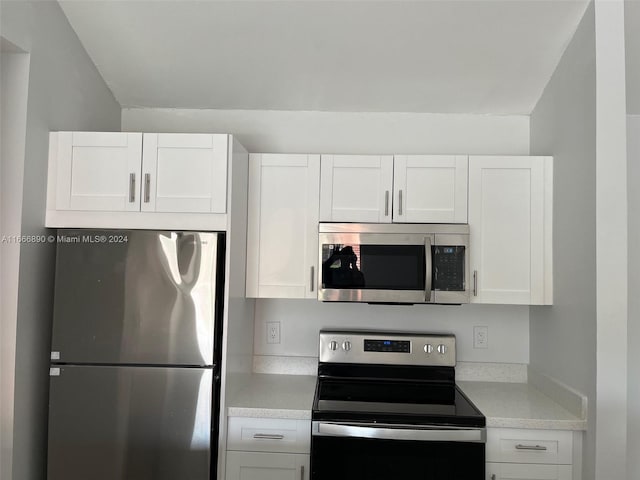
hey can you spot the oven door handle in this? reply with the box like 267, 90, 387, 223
312, 422, 486, 443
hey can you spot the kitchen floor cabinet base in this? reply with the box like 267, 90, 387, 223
486, 463, 572, 480
226, 452, 309, 480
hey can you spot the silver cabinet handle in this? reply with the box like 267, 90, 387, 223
300, 465, 305, 480
128, 173, 136, 203
491, 475, 496, 480
384, 190, 390, 216
399, 189, 403, 216
424, 237, 432, 302
253, 433, 284, 440
144, 173, 151, 203
310, 266, 315, 292
473, 270, 478, 297
515, 444, 547, 451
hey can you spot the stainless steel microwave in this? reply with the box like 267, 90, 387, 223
318, 223, 470, 304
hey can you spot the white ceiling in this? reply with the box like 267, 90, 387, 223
627, 0, 640, 114
59, 0, 589, 114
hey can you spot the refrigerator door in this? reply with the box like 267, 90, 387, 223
51, 230, 224, 366
47, 365, 217, 480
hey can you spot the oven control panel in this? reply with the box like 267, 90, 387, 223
319, 331, 456, 367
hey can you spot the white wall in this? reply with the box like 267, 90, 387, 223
0, 40, 30, 480
529, 4, 597, 479
0, 2, 121, 479
123, 107, 532, 365
122, 108, 530, 155
593, 2, 628, 478
625, 0, 640, 115
254, 301, 529, 363
626, 5, 640, 480
531, 2, 630, 479
627, 115, 639, 480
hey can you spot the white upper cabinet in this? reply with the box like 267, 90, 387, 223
319, 154, 468, 223
469, 156, 553, 305
53, 132, 143, 212
393, 155, 468, 223
47, 132, 235, 228
246, 154, 320, 298
141, 133, 228, 213
320, 155, 394, 223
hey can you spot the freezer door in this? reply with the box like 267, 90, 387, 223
51, 230, 223, 365
47, 365, 217, 480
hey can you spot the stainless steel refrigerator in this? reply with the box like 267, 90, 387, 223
47, 230, 225, 480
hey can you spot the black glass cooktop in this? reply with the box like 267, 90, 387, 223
312, 377, 485, 427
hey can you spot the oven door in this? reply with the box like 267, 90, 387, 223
311, 422, 485, 480
318, 232, 434, 303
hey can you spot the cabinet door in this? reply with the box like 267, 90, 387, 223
486, 463, 572, 480
319, 155, 393, 223
226, 452, 309, 480
54, 132, 142, 211
246, 154, 320, 298
393, 155, 468, 223
141, 133, 228, 213
469, 156, 553, 305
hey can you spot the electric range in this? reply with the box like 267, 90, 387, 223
311, 331, 486, 480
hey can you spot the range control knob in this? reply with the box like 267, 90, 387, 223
342, 341, 352, 351
423, 344, 434, 354
437, 344, 448, 355
329, 341, 338, 351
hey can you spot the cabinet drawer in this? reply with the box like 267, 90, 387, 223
486, 462, 572, 480
226, 451, 309, 480
487, 428, 573, 464
227, 417, 311, 454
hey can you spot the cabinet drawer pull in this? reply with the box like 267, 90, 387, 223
128, 173, 136, 203
300, 465, 305, 480
399, 189, 403, 216
515, 443, 547, 451
384, 190, 390, 216
253, 433, 285, 440
310, 266, 315, 292
491, 475, 496, 480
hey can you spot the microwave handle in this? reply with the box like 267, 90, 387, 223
424, 237, 432, 302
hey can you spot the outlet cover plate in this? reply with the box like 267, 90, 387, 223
473, 326, 488, 349
267, 321, 280, 344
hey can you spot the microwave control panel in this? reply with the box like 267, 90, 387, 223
432, 246, 465, 291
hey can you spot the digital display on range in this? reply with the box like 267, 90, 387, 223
364, 339, 411, 353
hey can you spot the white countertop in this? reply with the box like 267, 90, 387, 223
227, 374, 316, 420
458, 381, 587, 431
226, 371, 587, 431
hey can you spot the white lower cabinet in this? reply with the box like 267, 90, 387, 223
486, 463, 572, 480
486, 428, 580, 480
226, 452, 309, 480
226, 417, 311, 480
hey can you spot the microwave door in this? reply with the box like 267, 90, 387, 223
319, 232, 433, 303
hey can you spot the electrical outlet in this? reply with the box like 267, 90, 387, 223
266, 322, 280, 344
473, 326, 488, 349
